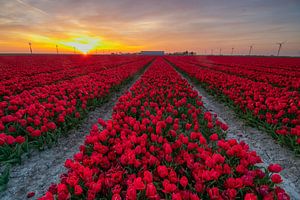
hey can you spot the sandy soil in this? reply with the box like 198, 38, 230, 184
0, 68, 147, 200
177, 71, 300, 200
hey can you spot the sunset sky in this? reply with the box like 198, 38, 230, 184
0, 0, 300, 56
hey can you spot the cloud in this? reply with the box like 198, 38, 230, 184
0, 0, 299, 55
15, 0, 48, 15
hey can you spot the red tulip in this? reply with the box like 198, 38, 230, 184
179, 176, 188, 188
157, 165, 168, 178
244, 193, 257, 200
271, 174, 283, 184
268, 164, 283, 173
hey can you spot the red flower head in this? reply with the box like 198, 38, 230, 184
31, 129, 41, 137
221, 123, 229, 131
256, 185, 270, 196
15, 136, 25, 144
172, 193, 182, 200
6, 135, 16, 145
210, 133, 219, 141
74, 185, 83, 196
208, 187, 221, 199
244, 193, 257, 200
225, 177, 243, 189
0, 123, 4, 131
268, 164, 283, 173
112, 194, 122, 200
195, 182, 204, 193
163, 142, 172, 154
271, 174, 282, 184
207, 122, 213, 129
168, 170, 178, 183
126, 186, 137, 200
75, 112, 81, 119
162, 179, 177, 193
146, 183, 158, 198
133, 177, 145, 190
185, 123, 192, 130
166, 116, 173, 124
222, 188, 237, 200
179, 176, 188, 188
57, 183, 70, 200
27, 192, 35, 198
143, 170, 153, 183
157, 165, 168, 178
112, 184, 122, 194
275, 186, 290, 200
47, 122, 57, 130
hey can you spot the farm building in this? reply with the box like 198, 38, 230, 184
140, 51, 164, 55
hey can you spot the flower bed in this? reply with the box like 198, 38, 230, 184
0, 55, 146, 97
40, 58, 289, 200
166, 56, 300, 154
187, 56, 300, 89
0, 56, 153, 184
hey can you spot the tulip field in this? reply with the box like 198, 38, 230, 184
0, 55, 299, 199
166, 56, 300, 154
0, 55, 152, 156
0, 55, 153, 190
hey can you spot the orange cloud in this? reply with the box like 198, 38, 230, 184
0, 0, 300, 55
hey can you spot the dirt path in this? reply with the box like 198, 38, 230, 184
0, 67, 148, 200
176, 69, 300, 200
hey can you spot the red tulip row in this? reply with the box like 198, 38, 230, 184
0, 55, 146, 80
165, 56, 300, 154
0, 55, 80, 80
0, 56, 153, 165
0, 55, 145, 96
40, 58, 289, 200
186, 58, 299, 90
201, 56, 300, 76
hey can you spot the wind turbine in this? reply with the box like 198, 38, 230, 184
56, 45, 59, 54
28, 42, 32, 54
231, 47, 234, 55
249, 44, 253, 56
276, 41, 286, 56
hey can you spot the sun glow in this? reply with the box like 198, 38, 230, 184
60, 36, 101, 54
10, 32, 143, 54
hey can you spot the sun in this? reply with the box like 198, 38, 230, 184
60, 35, 100, 54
